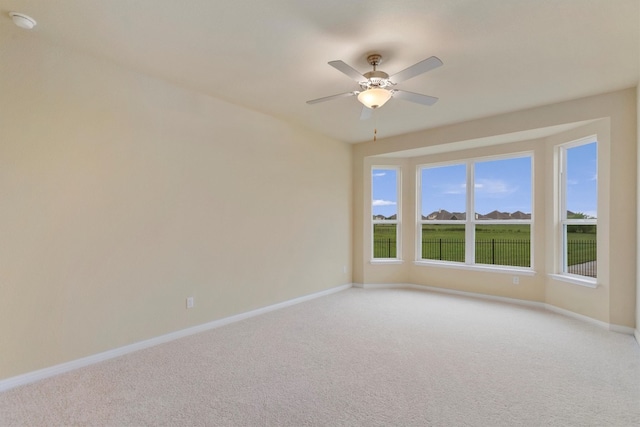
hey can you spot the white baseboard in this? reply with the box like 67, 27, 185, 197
362, 282, 636, 336
609, 324, 636, 335
360, 282, 413, 290
0, 283, 353, 393
543, 303, 610, 329
361, 282, 546, 310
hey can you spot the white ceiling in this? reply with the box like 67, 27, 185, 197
1, 0, 638, 143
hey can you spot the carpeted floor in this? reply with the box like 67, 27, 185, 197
1, 287, 639, 426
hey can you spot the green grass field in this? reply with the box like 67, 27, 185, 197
373, 223, 596, 267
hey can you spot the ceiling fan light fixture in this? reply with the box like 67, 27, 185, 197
357, 88, 392, 109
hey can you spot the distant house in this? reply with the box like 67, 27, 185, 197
483, 210, 512, 220
372, 214, 398, 220
425, 209, 531, 220
510, 211, 532, 219
425, 209, 451, 220
425, 209, 465, 220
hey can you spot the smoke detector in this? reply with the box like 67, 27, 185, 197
9, 12, 37, 30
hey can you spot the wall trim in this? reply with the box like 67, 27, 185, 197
361, 282, 545, 309
0, 283, 353, 393
543, 303, 610, 329
361, 282, 636, 337
609, 324, 637, 335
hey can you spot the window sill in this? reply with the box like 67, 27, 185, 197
548, 274, 598, 288
413, 260, 536, 276
370, 259, 404, 265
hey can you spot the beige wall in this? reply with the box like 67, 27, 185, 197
0, 31, 351, 380
354, 89, 637, 328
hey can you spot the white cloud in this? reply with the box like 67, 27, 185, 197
567, 179, 579, 185
474, 179, 516, 195
434, 179, 517, 196
372, 199, 396, 206
373, 172, 386, 177
442, 183, 466, 194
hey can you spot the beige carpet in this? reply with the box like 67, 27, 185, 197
1, 287, 639, 426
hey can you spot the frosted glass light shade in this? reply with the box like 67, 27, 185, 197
357, 88, 392, 109
9, 12, 36, 30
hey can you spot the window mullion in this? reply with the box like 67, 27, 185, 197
466, 161, 475, 265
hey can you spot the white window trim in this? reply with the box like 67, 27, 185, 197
371, 166, 401, 262
556, 136, 598, 282
415, 259, 536, 276
548, 273, 598, 288
370, 259, 405, 265
417, 153, 534, 271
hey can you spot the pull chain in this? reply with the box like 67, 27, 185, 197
373, 108, 378, 142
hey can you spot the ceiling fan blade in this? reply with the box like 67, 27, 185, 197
328, 60, 366, 82
390, 56, 443, 83
393, 90, 439, 106
360, 106, 373, 120
306, 91, 356, 105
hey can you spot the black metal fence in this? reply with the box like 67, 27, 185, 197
374, 238, 597, 277
373, 238, 397, 258
566, 240, 597, 277
419, 238, 531, 266
421, 238, 465, 263
475, 239, 531, 267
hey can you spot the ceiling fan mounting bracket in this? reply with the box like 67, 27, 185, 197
366, 54, 383, 68
361, 54, 390, 89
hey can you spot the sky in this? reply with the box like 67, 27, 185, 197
372, 141, 597, 219
565, 142, 597, 218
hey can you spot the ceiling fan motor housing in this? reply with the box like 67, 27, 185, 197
361, 70, 392, 90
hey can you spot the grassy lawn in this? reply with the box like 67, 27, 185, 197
373, 224, 398, 258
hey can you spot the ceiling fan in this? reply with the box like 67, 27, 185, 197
306, 54, 443, 119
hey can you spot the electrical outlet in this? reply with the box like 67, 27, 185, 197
186, 297, 194, 309
343, 265, 347, 274
512, 276, 520, 285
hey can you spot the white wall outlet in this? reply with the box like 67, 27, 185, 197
512, 276, 520, 285
186, 297, 194, 309
343, 265, 347, 274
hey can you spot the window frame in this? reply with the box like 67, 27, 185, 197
557, 137, 597, 284
416, 153, 533, 272
371, 166, 402, 262
416, 160, 468, 264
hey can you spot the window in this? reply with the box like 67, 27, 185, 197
418, 155, 532, 268
419, 164, 466, 262
372, 167, 400, 260
559, 139, 597, 279
474, 157, 532, 268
